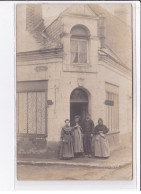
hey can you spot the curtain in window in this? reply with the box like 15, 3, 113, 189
71, 39, 87, 64
79, 41, 87, 52
79, 41, 87, 63
71, 40, 78, 63
79, 53, 87, 63
71, 52, 78, 63
71, 40, 78, 52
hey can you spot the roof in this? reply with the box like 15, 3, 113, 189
88, 4, 132, 68
16, 4, 132, 68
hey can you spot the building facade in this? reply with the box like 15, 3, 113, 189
16, 4, 132, 157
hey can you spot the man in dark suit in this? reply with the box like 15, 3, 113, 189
81, 113, 95, 158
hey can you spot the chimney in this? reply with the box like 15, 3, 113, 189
26, 4, 43, 32
98, 14, 105, 49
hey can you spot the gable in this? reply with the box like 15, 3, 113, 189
60, 4, 98, 18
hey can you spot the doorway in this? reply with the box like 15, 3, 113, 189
70, 88, 89, 126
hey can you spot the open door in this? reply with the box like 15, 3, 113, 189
70, 88, 88, 126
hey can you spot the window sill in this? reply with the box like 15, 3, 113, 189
72, 63, 89, 67
17, 133, 47, 138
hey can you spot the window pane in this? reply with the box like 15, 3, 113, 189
41, 92, 46, 134
71, 40, 78, 52
18, 93, 28, 133
28, 92, 37, 134
79, 53, 87, 63
37, 92, 42, 134
71, 52, 78, 63
16, 93, 19, 133
37, 92, 46, 134
79, 41, 87, 53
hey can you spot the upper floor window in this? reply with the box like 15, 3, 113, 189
70, 25, 90, 65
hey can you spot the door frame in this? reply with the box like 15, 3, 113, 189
70, 87, 90, 124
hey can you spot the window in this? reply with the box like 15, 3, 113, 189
70, 25, 89, 64
17, 91, 46, 135
105, 83, 119, 132
71, 39, 87, 64
16, 81, 47, 136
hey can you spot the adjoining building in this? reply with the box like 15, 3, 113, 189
16, 4, 132, 157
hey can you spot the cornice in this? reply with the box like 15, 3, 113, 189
17, 48, 63, 62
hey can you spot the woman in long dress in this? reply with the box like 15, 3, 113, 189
59, 119, 74, 160
72, 115, 83, 157
94, 118, 110, 158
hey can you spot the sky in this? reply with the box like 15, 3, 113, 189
42, 3, 131, 26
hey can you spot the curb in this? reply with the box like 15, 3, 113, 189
17, 160, 132, 169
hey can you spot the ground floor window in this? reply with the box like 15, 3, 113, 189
16, 81, 47, 135
105, 83, 119, 132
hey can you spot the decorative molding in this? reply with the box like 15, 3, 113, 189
98, 51, 132, 76
61, 14, 99, 21
16, 48, 63, 62
89, 35, 99, 40
77, 78, 85, 87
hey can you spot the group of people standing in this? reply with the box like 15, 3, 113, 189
59, 113, 110, 160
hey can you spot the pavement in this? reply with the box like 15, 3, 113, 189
17, 146, 132, 169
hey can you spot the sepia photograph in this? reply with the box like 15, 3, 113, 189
16, 2, 133, 181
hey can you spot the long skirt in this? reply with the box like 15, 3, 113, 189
59, 135, 74, 159
95, 134, 110, 157
73, 129, 83, 153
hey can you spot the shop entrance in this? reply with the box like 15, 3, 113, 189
70, 88, 89, 126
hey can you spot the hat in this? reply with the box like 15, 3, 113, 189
65, 119, 70, 123
98, 118, 103, 122
74, 115, 80, 119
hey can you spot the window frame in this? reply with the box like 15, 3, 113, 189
16, 81, 48, 137
70, 37, 89, 66
105, 88, 119, 133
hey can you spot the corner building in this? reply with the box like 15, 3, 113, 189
16, 4, 132, 157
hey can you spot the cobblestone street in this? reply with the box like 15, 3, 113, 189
17, 163, 132, 180
17, 146, 132, 181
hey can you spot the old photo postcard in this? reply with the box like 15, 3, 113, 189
16, 2, 133, 181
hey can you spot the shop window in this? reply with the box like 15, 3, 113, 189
17, 91, 46, 135
16, 81, 47, 136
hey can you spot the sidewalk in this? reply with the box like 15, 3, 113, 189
17, 146, 132, 169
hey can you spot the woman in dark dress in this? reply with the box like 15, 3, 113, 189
59, 119, 74, 160
94, 118, 110, 158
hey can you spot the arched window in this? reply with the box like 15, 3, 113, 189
70, 25, 90, 64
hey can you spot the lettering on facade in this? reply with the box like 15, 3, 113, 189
35, 66, 48, 72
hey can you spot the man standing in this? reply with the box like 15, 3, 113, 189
81, 113, 94, 158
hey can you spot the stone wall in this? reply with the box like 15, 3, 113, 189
17, 135, 47, 158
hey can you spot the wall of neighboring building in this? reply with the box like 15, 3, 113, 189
98, 61, 132, 148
